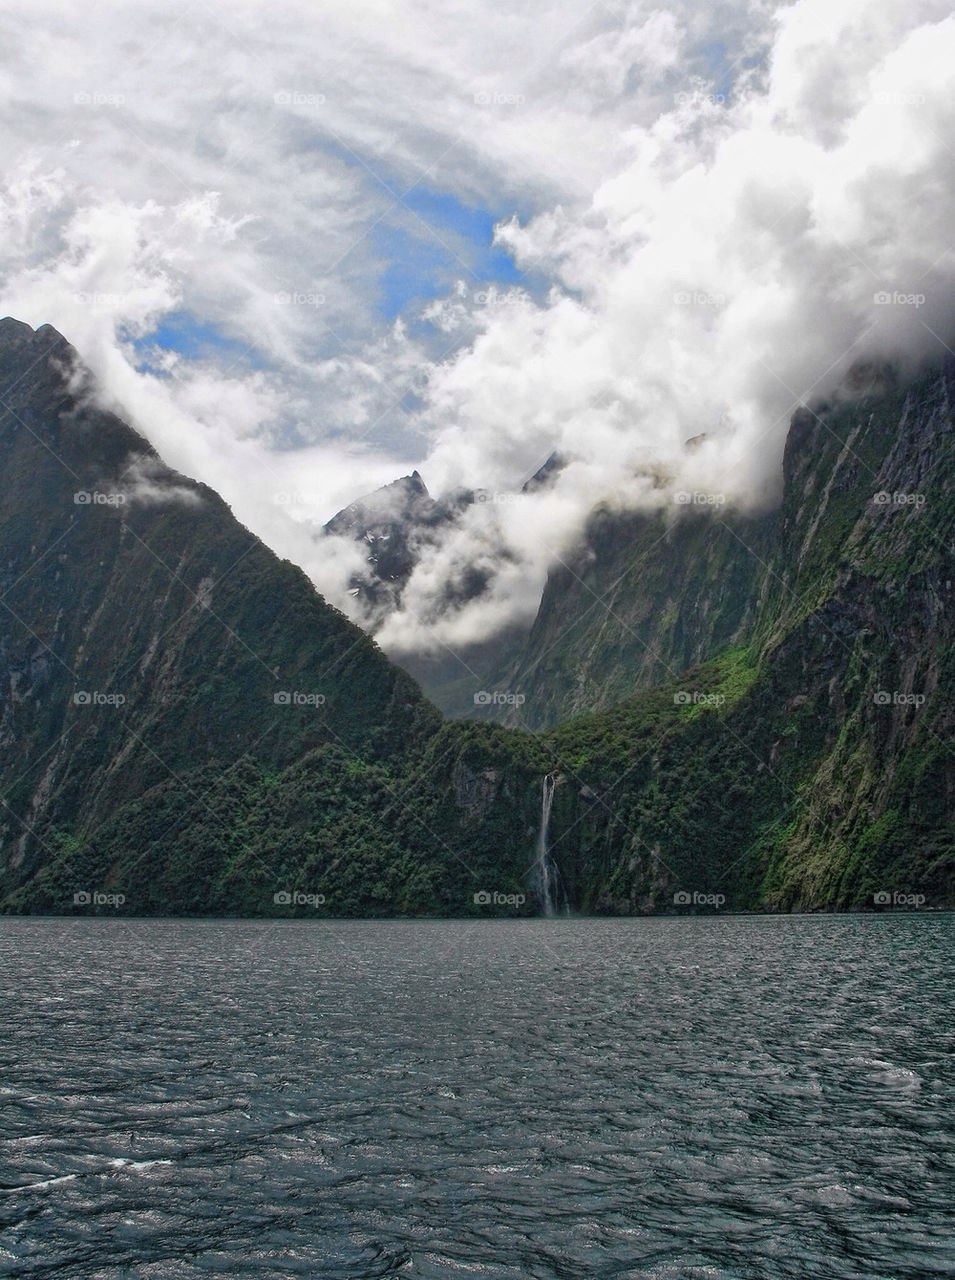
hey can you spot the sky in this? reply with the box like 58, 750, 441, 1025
1, 0, 953, 655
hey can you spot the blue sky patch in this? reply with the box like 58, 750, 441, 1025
373, 187, 529, 320
130, 312, 264, 373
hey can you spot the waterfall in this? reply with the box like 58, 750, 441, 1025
535, 773, 558, 916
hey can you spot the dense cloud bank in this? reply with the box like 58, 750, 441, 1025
1, 0, 952, 652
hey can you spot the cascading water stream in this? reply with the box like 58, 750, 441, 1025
535, 773, 558, 916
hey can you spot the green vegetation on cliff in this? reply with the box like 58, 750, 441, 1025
0, 320, 952, 916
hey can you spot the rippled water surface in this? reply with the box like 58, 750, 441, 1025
1, 915, 953, 1278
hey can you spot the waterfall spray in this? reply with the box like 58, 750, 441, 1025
535, 773, 558, 916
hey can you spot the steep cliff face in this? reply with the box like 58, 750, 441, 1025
530, 357, 955, 911
363, 353, 954, 914
749, 361, 955, 906
471, 504, 775, 729
1, 318, 951, 916
443, 360, 952, 771
0, 320, 446, 911
323, 470, 474, 624
321, 472, 543, 710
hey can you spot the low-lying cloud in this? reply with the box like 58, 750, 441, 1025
1, 0, 953, 660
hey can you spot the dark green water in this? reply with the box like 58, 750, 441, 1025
1, 914, 953, 1278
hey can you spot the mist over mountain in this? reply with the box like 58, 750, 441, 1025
5, 7, 955, 1275
322, 471, 478, 630
319, 453, 569, 695
305, 3, 955, 657
0, 320, 444, 911
1, 318, 951, 918
2, 2, 953, 663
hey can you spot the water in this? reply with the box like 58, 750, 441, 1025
1, 914, 953, 1279
534, 774, 558, 916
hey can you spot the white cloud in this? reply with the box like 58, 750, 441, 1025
386, 0, 955, 650
0, 0, 952, 659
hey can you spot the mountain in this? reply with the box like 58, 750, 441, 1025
518, 356, 955, 910
323, 470, 472, 623
321, 469, 519, 697
344, 353, 955, 913
321, 452, 569, 713
0, 319, 539, 916
433, 367, 953, 747
329, 446, 775, 728
437, 501, 776, 728
1, 317, 952, 916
